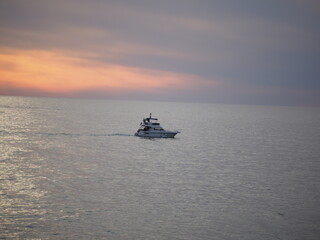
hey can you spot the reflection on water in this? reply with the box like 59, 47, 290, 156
0, 146, 46, 238
0, 98, 45, 239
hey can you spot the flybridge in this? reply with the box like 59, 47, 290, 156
143, 113, 159, 125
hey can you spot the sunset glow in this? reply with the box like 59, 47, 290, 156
0, 48, 220, 97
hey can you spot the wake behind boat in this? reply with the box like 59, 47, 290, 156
134, 113, 180, 138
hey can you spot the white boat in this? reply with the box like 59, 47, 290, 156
134, 113, 180, 138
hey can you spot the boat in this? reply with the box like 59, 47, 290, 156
134, 113, 180, 138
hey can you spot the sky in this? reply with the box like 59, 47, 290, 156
0, 0, 319, 106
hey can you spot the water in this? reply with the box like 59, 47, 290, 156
1, 96, 320, 240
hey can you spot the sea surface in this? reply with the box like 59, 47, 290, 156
1, 96, 320, 240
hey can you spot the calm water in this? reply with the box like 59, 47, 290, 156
1, 96, 320, 240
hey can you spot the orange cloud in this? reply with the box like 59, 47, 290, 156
0, 48, 221, 97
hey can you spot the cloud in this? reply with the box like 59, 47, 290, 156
0, 48, 221, 98
1, 1, 318, 65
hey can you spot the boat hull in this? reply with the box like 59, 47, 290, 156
134, 131, 179, 138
